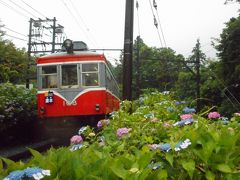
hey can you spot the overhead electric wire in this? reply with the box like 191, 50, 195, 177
136, 0, 141, 37
20, 0, 46, 18
60, 0, 97, 48
148, 0, 163, 47
4, 34, 28, 42
0, 0, 28, 18
8, 0, 38, 19
2, 26, 27, 38
153, 0, 167, 47
68, 0, 100, 48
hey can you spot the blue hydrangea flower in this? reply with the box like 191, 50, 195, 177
175, 139, 191, 151
4, 167, 51, 180
219, 117, 229, 124
147, 162, 162, 170
175, 101, 186, 105
183, 107, 196, 114
3, 170, 25, 180
78, 126, 88, 135
173, 118, 194, 126
144, 113, 154, 119
167, 107, 175, 112
70, 144, 84, 152
159, 143, 171, 152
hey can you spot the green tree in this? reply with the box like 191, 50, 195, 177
0, 39, 29, 83
132, 37, 184, 99
215, 16, 240, 113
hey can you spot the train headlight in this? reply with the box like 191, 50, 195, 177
62, 39, 73, 54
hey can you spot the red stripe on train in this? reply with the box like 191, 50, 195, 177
37, 90, 120, 118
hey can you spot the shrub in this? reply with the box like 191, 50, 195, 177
1, 91, 240, 179
0, 83, 37, 144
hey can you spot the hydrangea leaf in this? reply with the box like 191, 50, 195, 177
216, 164, 232, 173
181, 160, 195, 179
157, 169, 168, 179
205, 170, 215, 180
166, 153, 173, 166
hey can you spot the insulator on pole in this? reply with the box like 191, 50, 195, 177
153, 0, 157, 9
154, 16, 158, 28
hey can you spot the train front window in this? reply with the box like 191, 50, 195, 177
41, 66, 57, 89
82, 63, 99, 86
61, 65, 78, 88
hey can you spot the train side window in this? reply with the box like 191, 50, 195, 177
41, 66, 57, 89
82, 63, 99, 86
61, 64, 78, 88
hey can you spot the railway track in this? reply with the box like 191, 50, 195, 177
0, 138, 57, 161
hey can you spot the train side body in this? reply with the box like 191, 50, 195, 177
37, 51, 120, 119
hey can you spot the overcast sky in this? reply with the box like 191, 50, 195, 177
0, 0, 239, 63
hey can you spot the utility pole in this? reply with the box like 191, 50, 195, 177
196, 43, 201, 112
123, 0, 134, 100
26, 17, 64, 88
136, 36, 140, 98
52, 17, 56, 53
26, 18, 33, 89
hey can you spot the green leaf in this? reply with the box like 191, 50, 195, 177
28, 148, 43, 160
1, 157, 16, 169
216, 164, 232, 173
166, 153, 173, 166
157, 169, 168, 179
0, 159, 3, 173
182, 160, 195, 179
205, 170, 215, 180
110, 159, 128, 179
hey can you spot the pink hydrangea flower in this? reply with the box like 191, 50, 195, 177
180, 114, 193, 120
163, 122, 171, 128
148, 144, 159, 150
70, 135, 83, 144
234, 112, 240, 117
116, 128, 129, 138
208, 112, 221, 119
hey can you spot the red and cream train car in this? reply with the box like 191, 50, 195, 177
37, 40, 120, 126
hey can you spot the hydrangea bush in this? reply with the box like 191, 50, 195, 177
0, 83, 37, 144
1, 91, 240, 179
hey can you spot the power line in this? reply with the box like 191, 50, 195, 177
68, 0, 100, 48
60, 0, 97, 47
2, 26, 27, 37
136, 0, 141, 36
148, 0, 163, 47
153, 0, 167, 47
4, 34, 28, 42
0, 0, 29, 18
20, 0, 46, 18
8, 0, 38, 19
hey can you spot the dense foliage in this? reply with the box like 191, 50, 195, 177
0, 83, 37, 144
1, 91, 239, 179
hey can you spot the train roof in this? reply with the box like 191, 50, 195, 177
37, 50, 108, 65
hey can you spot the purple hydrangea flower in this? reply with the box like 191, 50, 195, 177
97, 119, 110, 128
116, 128, 129, 138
